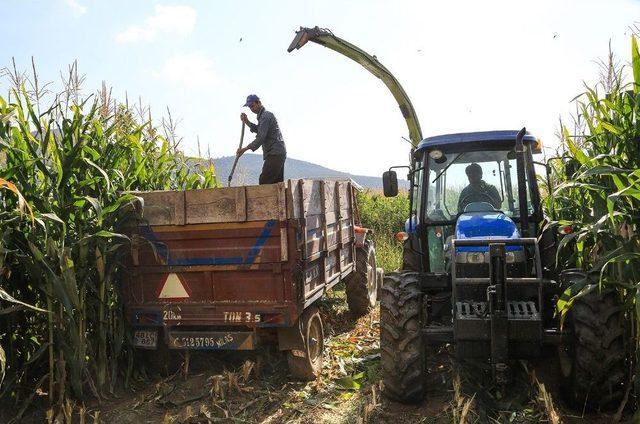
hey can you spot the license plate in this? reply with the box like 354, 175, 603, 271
134, 329, 158, 349
168, 331, 255, 350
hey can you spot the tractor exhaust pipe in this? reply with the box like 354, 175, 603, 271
515, 127, 529, 237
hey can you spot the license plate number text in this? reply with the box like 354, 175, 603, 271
134, 330, 158, 348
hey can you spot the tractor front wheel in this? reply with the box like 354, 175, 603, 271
558, 289, 627, 410
380, 271, 425, 403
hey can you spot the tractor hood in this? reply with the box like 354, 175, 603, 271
455, 211, 521, 253
287, 26, 423, 146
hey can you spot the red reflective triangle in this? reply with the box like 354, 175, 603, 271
157, 273, 190, 299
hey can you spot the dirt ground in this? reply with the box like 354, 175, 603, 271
73, 288, 632, 424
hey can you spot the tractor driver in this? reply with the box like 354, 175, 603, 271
457, 163, 502, 213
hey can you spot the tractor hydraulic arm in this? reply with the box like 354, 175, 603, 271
287, 26, 423, 146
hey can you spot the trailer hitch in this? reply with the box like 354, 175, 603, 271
487, 243, 509, 384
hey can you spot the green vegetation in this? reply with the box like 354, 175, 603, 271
357, 191, 409, 272
0, 69, 216, 418
1, 33, 639, 422
548, 40, 640, 279
548, 36, 640, 408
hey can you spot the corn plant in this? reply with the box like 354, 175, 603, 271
549, 37, 639, 290
548, 36, 640, 402
357, 191, 409, 271
0, 178, 46, 391
0, 77, 217, 419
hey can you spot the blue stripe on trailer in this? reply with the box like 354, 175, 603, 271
245, 219, 277, 264
141, 220, 277, 266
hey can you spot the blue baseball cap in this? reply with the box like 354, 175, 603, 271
243, 94, 260, 107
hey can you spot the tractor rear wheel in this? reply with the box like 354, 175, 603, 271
558, 289, 627, 410
345, 242, 377, 317
380, 271, 425, 403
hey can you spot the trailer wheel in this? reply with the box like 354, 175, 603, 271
287, 306, 324, 380
558, 289, 626, 410
345, 242, 377, 317
381, 271, 425, 403
376, 267, 384, 299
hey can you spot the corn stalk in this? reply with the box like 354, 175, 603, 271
549, 36, 640, 404
0, 78, 217, 418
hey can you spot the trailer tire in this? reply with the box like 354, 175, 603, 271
376, 267, 384, 299
287, 306, 324, 380
558, 289, 627, 410
381, 271, 425, 403
345, 242, 377, 317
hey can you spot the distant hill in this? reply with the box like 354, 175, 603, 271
191, 154, 408, 189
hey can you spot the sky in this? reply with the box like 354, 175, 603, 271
2, 0, 639, 177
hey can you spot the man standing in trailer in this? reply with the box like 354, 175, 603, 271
237, 94, 287, 184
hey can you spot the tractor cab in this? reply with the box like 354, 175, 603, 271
411, 130, 542, 274
383, 129, 548, 385
384, 130, 543, 272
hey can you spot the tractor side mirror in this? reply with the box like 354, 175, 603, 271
382, 171, 398, 197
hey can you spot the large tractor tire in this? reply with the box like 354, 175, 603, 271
558, 289, 627, 410
345, 242, 378, 317
287, 306, 324, 380
380, 271, 425, 403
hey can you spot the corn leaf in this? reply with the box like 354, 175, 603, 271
632, 35, 640, 92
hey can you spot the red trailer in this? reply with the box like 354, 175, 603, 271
122, 179, 379, 379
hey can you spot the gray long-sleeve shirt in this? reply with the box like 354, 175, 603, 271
246, 107, 287, 158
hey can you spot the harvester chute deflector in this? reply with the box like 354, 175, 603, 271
287, 26, 423, 146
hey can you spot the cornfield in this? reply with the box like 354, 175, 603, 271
549, 36, 640, 403
0, 64, 217, 420
357, 191, 409, 271
0, 32, 639, 423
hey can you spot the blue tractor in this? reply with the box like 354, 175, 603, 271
379, 129, 628, 408
288, 27, 626, 410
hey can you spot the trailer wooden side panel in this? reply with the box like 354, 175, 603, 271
288, 180, 356, 306
123, 179, 359, 349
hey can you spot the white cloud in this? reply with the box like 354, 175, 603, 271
154, 52, 217, 89
115, 5, 197, 43
64, 0, 86, 16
